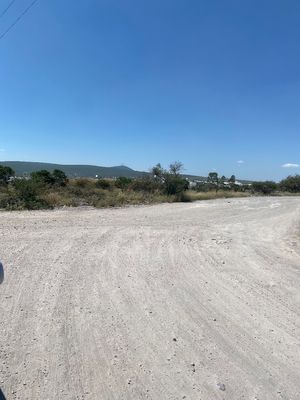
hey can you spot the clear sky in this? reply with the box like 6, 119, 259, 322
0, 0, 299, 180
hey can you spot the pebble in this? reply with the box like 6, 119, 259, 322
217, 383, 226, 391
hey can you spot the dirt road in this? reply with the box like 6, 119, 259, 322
0, 197, 299, 400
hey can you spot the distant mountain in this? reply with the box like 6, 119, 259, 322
0, 161, 147, 178
0, 161, 252, 183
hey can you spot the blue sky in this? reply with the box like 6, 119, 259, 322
0, 0, 300, 180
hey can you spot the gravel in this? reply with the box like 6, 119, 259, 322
0, 197, 299, 399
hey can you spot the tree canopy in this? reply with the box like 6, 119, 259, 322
0, 165, 15, 183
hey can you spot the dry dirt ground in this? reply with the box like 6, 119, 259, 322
0, 197, 299, 400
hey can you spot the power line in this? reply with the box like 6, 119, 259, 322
0, 0, 38, 41
0, 0, 17, 19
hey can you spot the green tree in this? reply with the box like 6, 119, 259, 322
169, 161, 183, 176
252, 181, 277, 194
219, 175, 226, 189
164, 162, 188, 195
0, 165, 14, 184
164, 174, 189, 195
151, 163, 165, 181
31, 170, 55, 186
150, 162, 189, 196
52, 169, 68, 186
229, 175, 236, 183
207, 172, 219, 184
220, 175, 226, 183
279, 175, 300, 193
207, 172, 219, 191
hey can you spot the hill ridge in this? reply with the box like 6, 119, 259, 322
0, 161, 251, 183
0, 161, 146, 178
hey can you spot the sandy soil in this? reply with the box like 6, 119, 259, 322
0, 197, 299, 400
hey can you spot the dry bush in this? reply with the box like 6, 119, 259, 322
181, 190, 250, 202
93, 189, 172, 208
95, 179, 113, 190
39, 191, 78, 207
70, 178, 95, 188
39, 192, 63, 207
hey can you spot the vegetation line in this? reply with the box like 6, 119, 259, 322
0, 163, 299, 210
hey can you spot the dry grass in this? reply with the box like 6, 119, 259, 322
93, 190, 173, 208
0, 178, 250, 211
181, 190, 250, 202
38, 184, 173, 209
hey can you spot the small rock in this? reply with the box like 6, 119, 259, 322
217, 383, 226, 391
173, 338, 177, 342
